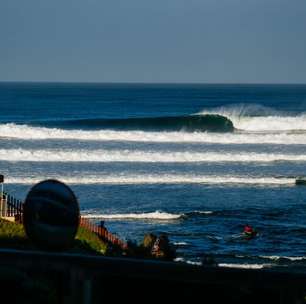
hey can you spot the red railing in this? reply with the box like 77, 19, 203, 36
0, 192, 127, 250
79, 217, 128, 250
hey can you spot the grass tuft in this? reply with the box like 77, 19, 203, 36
0, 218, 108, 255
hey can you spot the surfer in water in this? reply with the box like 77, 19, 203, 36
243, 224, 257, 239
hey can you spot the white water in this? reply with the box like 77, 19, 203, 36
232, 116, 306, 131
1, 123, 306, 145
173, 242, 189, 246
82, 211, 183, 220
174, 258, 271, 269
260, 255, 306, 261
82, 210, 216, 221
5, 175, 295, 185
218, 263, 271, 269
202, 104, 306, 131
1, 148, 305, 163
174, 258, 202, 266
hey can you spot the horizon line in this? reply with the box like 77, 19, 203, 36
1, 80, 306, 86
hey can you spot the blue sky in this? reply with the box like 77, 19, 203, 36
1, 0, 306, 83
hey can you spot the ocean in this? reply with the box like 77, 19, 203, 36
1, 82, 306, 268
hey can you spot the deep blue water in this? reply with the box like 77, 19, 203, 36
1, 82, 306, 268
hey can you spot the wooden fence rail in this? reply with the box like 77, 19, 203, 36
1, 192, 23, 220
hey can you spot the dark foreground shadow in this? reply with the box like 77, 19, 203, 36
0, 249, 306, 304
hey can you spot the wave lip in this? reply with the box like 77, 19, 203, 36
82, 211, 183, 221
31, 114, 234, 133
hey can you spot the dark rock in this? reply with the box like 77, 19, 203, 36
151, 234, 176, 261
142, 233, 157, 249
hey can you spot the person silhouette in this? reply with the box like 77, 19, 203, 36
243, 224, 257, 239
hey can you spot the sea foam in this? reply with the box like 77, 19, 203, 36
5, 175, 295, 186
82, 211, 183, 220
1, 123, 306, 145
200, 104, 306, 132
1, 148, 306, 163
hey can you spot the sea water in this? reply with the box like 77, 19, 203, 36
1, 82, 306, 268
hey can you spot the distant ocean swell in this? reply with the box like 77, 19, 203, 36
1, 149, 306, 163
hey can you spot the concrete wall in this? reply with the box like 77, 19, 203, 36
0, 249, 306, 304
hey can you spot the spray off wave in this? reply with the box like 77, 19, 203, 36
200, 104, 306, 131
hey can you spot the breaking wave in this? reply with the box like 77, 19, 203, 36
81, 210, 217, 221
82, 211, 183, 220
31, 114, 234, 133
5, 175, 295, 185
0, 124, 305, 145
1, 148, 306, 163
260, 255, 306, 261
1, 123, 306, 145
218, 263, 271, 269
200, 104, 306, 131
174, 258, 272, 269
173, 242, 190, 246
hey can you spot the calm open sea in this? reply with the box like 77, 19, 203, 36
1, 82, 306, 268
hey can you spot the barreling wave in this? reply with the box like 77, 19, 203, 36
1, 148, 306, 163
5, 175, 295, 186
32, 114, 234, 133
2, 123, 306, 144
200, 104, 306, 132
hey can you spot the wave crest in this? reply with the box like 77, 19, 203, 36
1, 123, 306, 144
1, 148, 306, 163
33, 114, 234, 133
5, 175, 295, 186
82, 211, 183, 221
